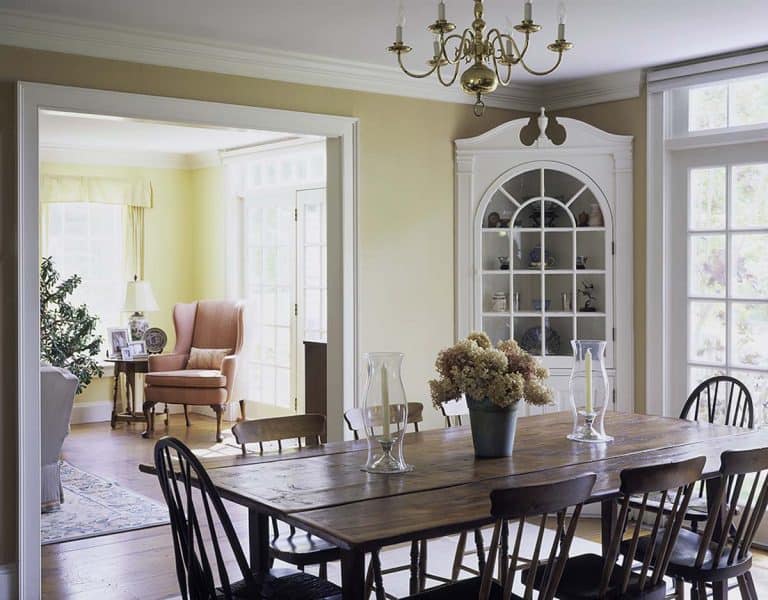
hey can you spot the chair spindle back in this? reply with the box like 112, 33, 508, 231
681, 375, 754, 428
440, 397, 469, 428
695, 447, 768, 569
480, 473, 597, 600
231, 413, 326, 455
605, 456, 705, 597
154, 437, 253, 600
344, 402, 424, 440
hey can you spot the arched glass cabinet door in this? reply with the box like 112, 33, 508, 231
477, 164, 613, 368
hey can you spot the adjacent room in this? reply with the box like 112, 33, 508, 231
1, 1, 768, 599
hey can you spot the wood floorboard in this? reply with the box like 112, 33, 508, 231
43, 414, 768, 598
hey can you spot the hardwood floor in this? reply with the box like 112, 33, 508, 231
43, 414, 768, 598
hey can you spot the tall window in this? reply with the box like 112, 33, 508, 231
227, 142, 327, 413
42, 202, 126, 345
661, 70, 768, 416
687, 163, 768, 399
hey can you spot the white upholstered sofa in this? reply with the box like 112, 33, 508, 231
41, 365, 77, 512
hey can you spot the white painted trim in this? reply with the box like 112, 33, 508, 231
647, 47, 768, 92
0, 9, 643, 112
18, 82, 359, 599
645, 90, 667, 417
69, 400, 112, 424
40, 145, 222, 170
0, 562, 18, 600
543, 70, 643, 111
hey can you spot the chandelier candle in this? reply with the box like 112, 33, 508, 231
388, 0, 572, 116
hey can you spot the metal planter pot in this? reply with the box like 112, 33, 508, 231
467, 397, 519, 458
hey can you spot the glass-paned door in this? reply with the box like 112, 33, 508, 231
242, 186, 327, 414
670, 145, 768, 419
243, 190, 296, 413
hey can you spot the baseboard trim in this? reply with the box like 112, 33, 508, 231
70, 400, 112, 424
70, 400, 185, 424
0, 562, 17, 600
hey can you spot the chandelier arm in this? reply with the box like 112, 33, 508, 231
442, 28, 474, 64
487, 29, 519, 62
493, 53, 514, 87
519, 51, 564, 76
396, 51, 441, 79
436, 59, 463, 87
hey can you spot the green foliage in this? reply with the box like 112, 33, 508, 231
40, 257, 103, 394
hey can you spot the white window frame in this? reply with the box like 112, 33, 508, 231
645, 49, 768, 417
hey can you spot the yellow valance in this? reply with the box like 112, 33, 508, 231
40, 174, 153, 208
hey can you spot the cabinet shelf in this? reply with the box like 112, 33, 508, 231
511, 269, 606, 275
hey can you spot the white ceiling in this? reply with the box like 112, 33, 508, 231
40, 111, 291, 154
2, 0, 768, 83
38, 111, 302, 167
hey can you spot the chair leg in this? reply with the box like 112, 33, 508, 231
474, 528, 486, 573
212, 405, 224, 442
418, 539, 427, 591
371, 550, 385, 600
164, 404, 169, 426
141, 401, 155, 438
737, 575, 751, 600
409, 540, 420, 595
238, 399, 246, 421
318, 562, 327, 580
744, 571, 758, 600
451, 531, 467, 581
674, 577, 685, 600
365, 557, 375, 599
184, 404, 191, 427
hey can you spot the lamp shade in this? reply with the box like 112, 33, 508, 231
123, 279, 159, 313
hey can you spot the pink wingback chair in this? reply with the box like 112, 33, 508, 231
143, 300, 245, 442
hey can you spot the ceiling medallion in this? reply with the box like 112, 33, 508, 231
388, 0, 573, 116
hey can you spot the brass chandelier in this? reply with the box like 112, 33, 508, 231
388, 0, 573, 116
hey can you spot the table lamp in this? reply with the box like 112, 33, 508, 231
123, 275, 159, 340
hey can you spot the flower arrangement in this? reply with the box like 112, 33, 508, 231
429, 331, 553, 409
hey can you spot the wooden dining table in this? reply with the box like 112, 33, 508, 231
139, 411, 768, 599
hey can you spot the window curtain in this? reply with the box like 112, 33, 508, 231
40, 174, 153, 278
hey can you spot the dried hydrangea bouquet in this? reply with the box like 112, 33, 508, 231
429, 332, 553, 457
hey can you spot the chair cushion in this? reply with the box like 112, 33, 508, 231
145, 369, 226, 388
528, 553, 667, 600
187, 347, 232, 370
226, 569, 342, 599
405, 576, 504, 599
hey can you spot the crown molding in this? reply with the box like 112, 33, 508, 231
0, 9, 642, 114
541, 69, 644, 111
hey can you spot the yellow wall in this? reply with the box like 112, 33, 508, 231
0, 44, 529, 564
188, 166, 227, 301
40, 162, 200, 405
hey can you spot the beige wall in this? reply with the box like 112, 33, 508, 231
0, 44, 528, 564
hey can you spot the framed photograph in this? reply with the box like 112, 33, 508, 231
107, 327, 131, 358
128, 340, 148, 358
121, 347, 132, 360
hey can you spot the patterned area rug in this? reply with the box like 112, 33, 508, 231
41, 462, 169, 545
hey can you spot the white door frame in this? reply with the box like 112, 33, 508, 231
17, 81, 359, 598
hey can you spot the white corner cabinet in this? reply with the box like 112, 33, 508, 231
455, 113, 634, 414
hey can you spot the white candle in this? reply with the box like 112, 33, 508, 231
584, 348, 593, 414
524, 0, 533, 22
438, 1, 446, 21
557, 2, 566, 39
396, 0, 405, 43
381, 363, 391, 438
